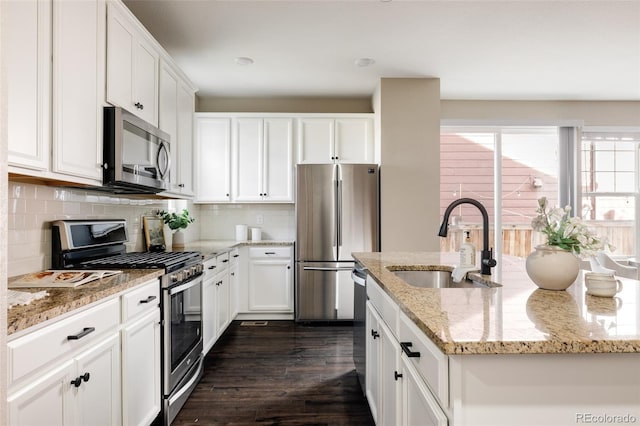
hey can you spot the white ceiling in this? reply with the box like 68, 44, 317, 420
123, 0, 640, 101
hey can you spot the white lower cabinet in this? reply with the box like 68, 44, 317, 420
203, 252, 233, 354
121, 309, 160, 426
366, 277, 448, 426
229, 248, 240, 319
401, 355, 448, 426
8, 332, 121, 426
247, 247, 293, 312
7, 278, 161, 426
202, 259, 217, 353
120, 279, 161, 426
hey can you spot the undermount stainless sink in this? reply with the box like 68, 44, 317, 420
390, 269, 500, 289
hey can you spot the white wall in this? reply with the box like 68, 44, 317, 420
376, 78, 442, 251
198, 203, 295, 241
441, 100, 640, 127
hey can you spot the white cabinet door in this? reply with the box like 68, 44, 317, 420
401, 355, 448, 426
365, 302, 381, 424
263, 118, 294, 202
297, 116, 375, 164
7, 360, 74, 426
159, 62, 179, 191
121, 309, 161, 426
195, 117, 232, 202
234, 118, 264, 202
177, 82, 195, 196
380, 320, 400, 426
4, 0, 50, 171
106, 4, 134, 114
106, 1, 158, 125
229, 256, 240, 319
297, 118, 334, 164
235, 118, 294, 202
215, 272, 230, 337
202, 272, 217, 353
51, 0, 105, 181
366, 300, 401, 426
160, 63, 195, 196
74, 333, 121, 426
334, 118, 374, 164
134, 38, 159, 125
248, 250, 293, 312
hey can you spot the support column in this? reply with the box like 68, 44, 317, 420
374, 78, 441, 251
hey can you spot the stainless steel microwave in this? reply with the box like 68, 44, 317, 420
103, 106, 170, 194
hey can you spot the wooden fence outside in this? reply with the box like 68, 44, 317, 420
440, 223, 634, 258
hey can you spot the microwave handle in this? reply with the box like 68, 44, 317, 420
157, 141, 170, 180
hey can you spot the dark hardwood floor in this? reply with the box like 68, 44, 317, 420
172, 320, 375, 425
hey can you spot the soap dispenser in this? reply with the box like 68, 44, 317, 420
460, 231, 476, 267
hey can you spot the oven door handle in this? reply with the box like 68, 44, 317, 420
167, 277, 202, 296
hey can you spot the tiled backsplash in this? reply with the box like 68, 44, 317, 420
198, 203, 295, 241
8, 181, 295, 277
7, 182, 199, 277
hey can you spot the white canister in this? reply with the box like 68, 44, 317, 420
251, 227, 262, 241
235, 224, 248, 241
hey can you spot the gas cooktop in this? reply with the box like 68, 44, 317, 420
79, 251, 202, 272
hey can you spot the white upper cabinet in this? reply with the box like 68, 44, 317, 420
4, 0, 51, 172
51, 0, 105, 181
195, 116, 232, 203
106, 0, 159, 126
176, 82, 195, 196
234, 118, 294, 202
297, 116, 375, 164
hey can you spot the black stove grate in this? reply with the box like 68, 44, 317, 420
80, 251, 202, 271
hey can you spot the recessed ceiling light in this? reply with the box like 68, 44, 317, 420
234, 57, 254, 66
355, 58, 375, 67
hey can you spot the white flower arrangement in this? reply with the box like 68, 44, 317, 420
531, 197, 613, 256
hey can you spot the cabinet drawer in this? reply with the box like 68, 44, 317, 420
249, 247, 291, 258
229, 248, 240, 264
399, 311, 449, 408
8, 298, 120, 385
216, 251, 230, 271
122, 279, 160, 322
366, 276, 399, 338
204, 256, 217, 278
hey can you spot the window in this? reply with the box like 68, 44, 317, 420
440, 127, 560, 263
580, 130, 640, 256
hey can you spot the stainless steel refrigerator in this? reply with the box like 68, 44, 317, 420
295, 163, 379, 321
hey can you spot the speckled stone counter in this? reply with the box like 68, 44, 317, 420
180, 240, 294, 260
353, 251, 640, 355
7, 269, 163, 337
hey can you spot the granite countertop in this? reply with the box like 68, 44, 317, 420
7, 240, 294, 336
7, 269, 163, 337
353, 251, 640, 355
181, 239, 294, 260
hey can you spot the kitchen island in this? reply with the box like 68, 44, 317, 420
354, 251, 640, 426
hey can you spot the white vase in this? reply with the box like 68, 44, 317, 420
172, 230, 185, 249
525, 245, 580, 290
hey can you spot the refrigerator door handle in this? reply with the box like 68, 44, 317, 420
303, 266, 354, 272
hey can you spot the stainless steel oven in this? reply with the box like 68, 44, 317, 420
161, 271, 203, 425
50, 219, 204, 425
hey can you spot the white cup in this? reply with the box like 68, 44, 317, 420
235, 224, 248, 241
585, 273, 623, 298
250, 227, 262, 241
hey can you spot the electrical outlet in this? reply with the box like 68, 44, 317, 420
256, 214, 264, 225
